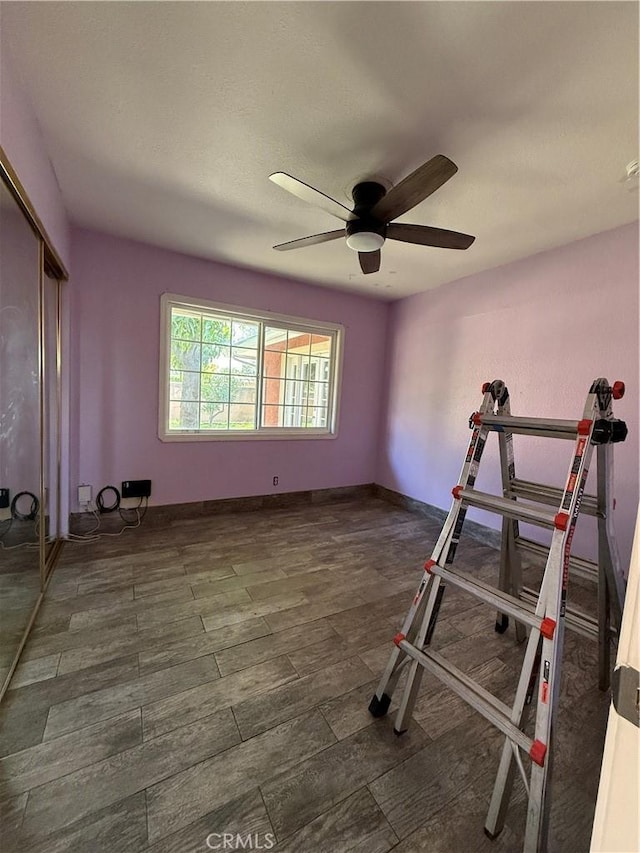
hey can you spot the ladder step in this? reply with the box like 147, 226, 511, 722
395, 639, 534, 756
520, 587, 602, 642
457, 489, 557, 528
474, 413, 583, 440
515, 536, 598, 583
429, 563, 547, 635
511, 479, 599, 517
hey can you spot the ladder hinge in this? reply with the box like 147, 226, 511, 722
554, 512, 570, 531
611, 665, 640, 727
591, 418, 628, 445
529, 739, 547, 766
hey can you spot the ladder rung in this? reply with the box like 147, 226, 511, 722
458, 489, 557, 528
520, 587, 600, 641
396, 640, 533, 755
515, 536, 598, 583
511, 479, 599, 517
477, 414, 582, 440
429, 564, 543, 634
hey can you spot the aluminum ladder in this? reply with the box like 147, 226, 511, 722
368, 378, 628, 853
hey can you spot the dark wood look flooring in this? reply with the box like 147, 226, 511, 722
0, 498, 608, 852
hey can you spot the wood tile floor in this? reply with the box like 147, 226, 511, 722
0, 498, 609, 852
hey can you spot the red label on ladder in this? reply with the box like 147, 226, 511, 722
541, 659, 550, 704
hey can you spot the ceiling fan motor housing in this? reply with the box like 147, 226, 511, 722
351, 181, 386, 217
345, 182, 387, 251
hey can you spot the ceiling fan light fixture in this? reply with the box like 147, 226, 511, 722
345, 231, 385, 252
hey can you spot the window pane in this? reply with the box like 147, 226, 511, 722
264, 327, 287, 350
171, 340, 201, 372
201, 402, 229, 429
229, 403, 256, 429
263, 349, 285, 378
170, 371, 200, 402
201, 373, 230, 403
172, 310, 201, 341
262, 404, 284, 427
231, 347, 257, 375
263, 376, 283, 405
286, 331, 311, 355
307, 381, 328, 406
313, 356, 330, 381
310, 334, 332, 357
230, 377, 257, 404
284, 405, 304, 427
286, 353, 307, 377
202, 317, 231, 345
307, 406, 328, 428
202, 344, 230, 373
232, 321, 259, 348
170, 401, 199, 430
284, 380, 306, 406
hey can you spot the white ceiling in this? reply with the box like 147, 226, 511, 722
3, 2, 638, 299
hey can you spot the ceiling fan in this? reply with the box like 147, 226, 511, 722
269, 154, 475, 274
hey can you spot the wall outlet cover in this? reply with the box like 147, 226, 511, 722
78, 484, 92, 504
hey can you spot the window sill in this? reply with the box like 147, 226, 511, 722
158, 429, 338, 443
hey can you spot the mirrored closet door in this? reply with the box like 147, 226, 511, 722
0, 153, 67, 697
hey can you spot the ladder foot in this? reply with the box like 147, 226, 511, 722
484, 827, 502, 840
393, 727, 407, 736
368, 693, 391, 718
494, 615, 509, 634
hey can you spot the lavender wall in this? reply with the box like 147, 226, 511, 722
69, 228, 389, 510
378, 222, 639, 570
0, 33, 70, 269
1, 35, 71, 533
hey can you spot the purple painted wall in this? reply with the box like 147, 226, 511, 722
377, 222, 639, 570
69, 228, 389, 509
1, 35, 71, 533
0, 34, 70, 269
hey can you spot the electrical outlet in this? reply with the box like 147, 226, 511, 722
121, 479, 151, 499
78, 484, 92, 506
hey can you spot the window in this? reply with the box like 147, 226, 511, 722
159, 294, 343, 440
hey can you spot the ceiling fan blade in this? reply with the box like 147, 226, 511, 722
370, 155, 458, 223
269, 173, 356, 222
386, 223, 475, 250
359, 250, 381, 274
273, 230, 344, 251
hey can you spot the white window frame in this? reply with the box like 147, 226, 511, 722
158, 293, 344, 442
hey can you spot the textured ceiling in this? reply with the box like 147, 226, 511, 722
3, 1, 638, 299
